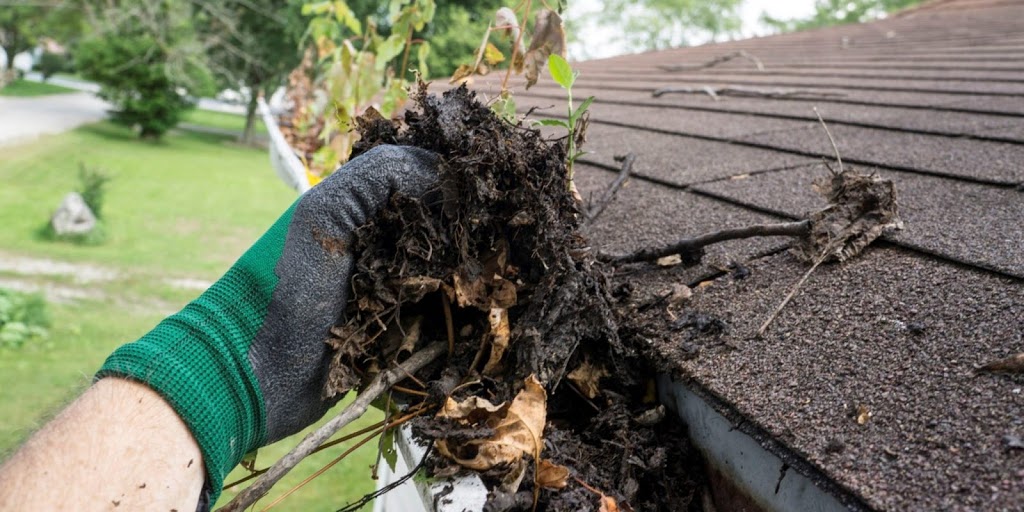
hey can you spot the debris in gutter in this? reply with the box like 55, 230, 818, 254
652, 85, 846, 101
657, 51, 766, 73
976, 353, 1024, 375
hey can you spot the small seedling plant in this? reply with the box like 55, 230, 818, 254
537, 54, 593, 185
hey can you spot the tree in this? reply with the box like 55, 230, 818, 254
0, 1, 81, 75
195, 0, 306, 144
76, 1, 214, 139
761, 0, 925, 33
591, 0, 742, 53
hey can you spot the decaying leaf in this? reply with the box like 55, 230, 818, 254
856, 404, 872, 425
536, 459, 570, 489
568, 360, 609, 399
524, 9, 566, 89
483, 308, 511, 375
484, 42, 505, 65
436, 375, 547, 470
599, 495, 620, 512
495, 7, 525, 71
976, 353, 1024, 374
656, 254, 682, 267
794, 171, 903, 263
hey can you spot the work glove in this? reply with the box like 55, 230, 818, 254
97, 145, 439, 506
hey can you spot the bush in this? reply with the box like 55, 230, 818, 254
78, 163, 111, 220
75, 5, 214, 140
0, 288, 49, 349
36, 51, 66, 81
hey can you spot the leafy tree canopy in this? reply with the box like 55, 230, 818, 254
0, 1, 82, 63
590, 0, 743, 53
761, 0, 925, 33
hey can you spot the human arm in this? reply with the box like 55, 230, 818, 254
0, 378, 205, 511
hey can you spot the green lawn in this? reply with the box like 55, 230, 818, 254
182, 108, 268, 137
0, 123, 381, 510
0, 79, 78, 97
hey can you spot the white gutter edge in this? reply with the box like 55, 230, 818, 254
258, 97, 311, 194
373, 424, 488, 512
657, 374, 861, 512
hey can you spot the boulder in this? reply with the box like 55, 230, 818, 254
51, 192, 97, 236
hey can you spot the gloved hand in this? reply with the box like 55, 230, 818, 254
97, 145, 439, 505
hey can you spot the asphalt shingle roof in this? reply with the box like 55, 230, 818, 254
465, 0, 1024, 509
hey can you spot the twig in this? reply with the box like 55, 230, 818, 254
441, 293, 455, 357
814, 107, 844, 174
585, 153, 636, 224
657, 51, 765, 73
598, 220, 811, 265
757, 251, 828, 337
218, 342, 448, 512
652, 86, 845, 101
336, 443, 435, 512
259, 426, 385, 511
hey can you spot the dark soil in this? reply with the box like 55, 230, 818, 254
325, 84, 704, 511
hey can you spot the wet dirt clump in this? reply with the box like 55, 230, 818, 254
323, 84, 703, 511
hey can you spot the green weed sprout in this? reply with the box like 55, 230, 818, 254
538, 54, 594, 188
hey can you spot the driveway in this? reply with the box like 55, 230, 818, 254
0, 92, 109, 147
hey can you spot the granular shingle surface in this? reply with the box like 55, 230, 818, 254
463, 1, 1024, 509
673, 248, 1024, 511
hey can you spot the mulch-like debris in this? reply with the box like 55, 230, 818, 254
324, 83, 704, 511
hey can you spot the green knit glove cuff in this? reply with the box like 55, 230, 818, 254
97, 204, 295, 503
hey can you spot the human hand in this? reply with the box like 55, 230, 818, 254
97, 145, 439, 503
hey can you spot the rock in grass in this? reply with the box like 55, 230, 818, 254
51, 192, 97, 236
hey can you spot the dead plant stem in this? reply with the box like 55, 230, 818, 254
218, 342, 447, 512
814, 107, 844, 174
502, 0, 531, 92
599, 220, 811, 265
586, 153, 635, 224
757, 250, 828, 337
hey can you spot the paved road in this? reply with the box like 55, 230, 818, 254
0, 92, 109, 147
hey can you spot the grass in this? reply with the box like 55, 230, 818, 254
0, 123, 381, 509
0, 79, 77, 97
182, 108, 268, 137
0, 122, 292, 279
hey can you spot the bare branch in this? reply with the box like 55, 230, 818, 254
218, 342, 448, 512
657, 51, 765, 73
652, 86, 845, 101
598, 220, 811, 265
814, 107, 844, 175
585, 153, 635, 225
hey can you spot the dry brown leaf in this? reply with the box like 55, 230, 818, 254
567, 361, 609, 399
396, 275, 443, 302
977, 353, 1024, 374
452, 271, 489, 310
856, 404, 872, 425
524, 9, 566, 89
436, 375, 547, 470
599, 495, 619, 512
483, 308, 511, 375
536, 459, 570, 489
795, 171, 903, 263
450, 64, 481, 84
656, 254, 682, 267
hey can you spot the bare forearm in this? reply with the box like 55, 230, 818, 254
0, 378, 205, 511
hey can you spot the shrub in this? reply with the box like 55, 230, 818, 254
0, 288, 49, 349
36, 51, 66, 81
74, 3, 213, 139
78, 163, 111, 220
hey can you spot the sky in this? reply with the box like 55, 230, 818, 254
566, 0, 818, 60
